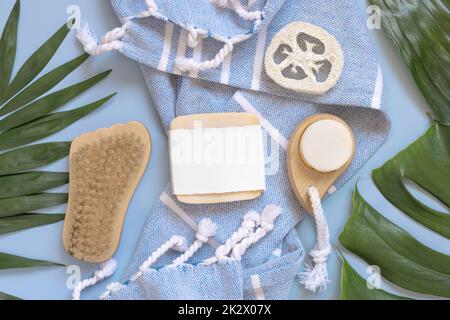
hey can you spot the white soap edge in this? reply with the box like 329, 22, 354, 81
169, 125, 266, 195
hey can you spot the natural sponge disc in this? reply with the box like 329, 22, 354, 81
62, 122, 151, 263
300, 119, 354, 173
264, 21, 344, 95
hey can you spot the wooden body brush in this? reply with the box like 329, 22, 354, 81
63, 122, 151, 263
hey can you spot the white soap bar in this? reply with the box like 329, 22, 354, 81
300, 119, 354, 173
169, 125, 266, 195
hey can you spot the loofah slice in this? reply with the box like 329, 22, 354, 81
63, 122, 151, 263
265, 22, 344, 95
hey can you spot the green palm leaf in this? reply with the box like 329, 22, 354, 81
372, 122, 450, 238
0, 21, 71, 105
0, 69, 112, 131
0, 252, 62, 270
0, 213, 64, 235
369, 0, 450, 122
0, 0, 20, 99
0, 193, 68, 218
0, 172, 68, 199
0, 142, 70, 176
340, 188, 450, 298
0, 93, 116, 150
0, 53, 90, 116
0, 2, 115, 297
340, 257, 411, 300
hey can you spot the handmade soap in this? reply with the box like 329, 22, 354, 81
170, 125, 266, 195
300, 119, 353, 173
170, 113, 266, 204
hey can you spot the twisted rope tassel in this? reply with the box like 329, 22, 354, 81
230, 0, 262, 21
211, 0, 263, 21
130, 235, 188, 281
178, 0, 264, 73
171, 218, 218, 266
99, 281, 124, 300
186, 25, 209, 48
75, 21, 128, 56
76, 0, 158, 56
72, 258, 118, 300
211, 0, 229, 7
137, 0, 159, 18
231, 205, 282, 259
75, 0, 257, 72
299, 187, 331, 293
203, 211, 260, 265
176, 38, 235, 73
98, 235, 187, 299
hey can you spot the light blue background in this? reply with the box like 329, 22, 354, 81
0, 0, 447, 300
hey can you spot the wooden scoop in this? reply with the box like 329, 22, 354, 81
287, 114, 355, 214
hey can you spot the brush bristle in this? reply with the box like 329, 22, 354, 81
67, 132, 145, 261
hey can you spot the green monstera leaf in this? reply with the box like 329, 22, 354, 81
373, 122, 450, 238
0, 291, 21, 300
340, 122, 450, 299
369, 0, 450, 122
340, 257, 411, 300
340, 189, 450, 298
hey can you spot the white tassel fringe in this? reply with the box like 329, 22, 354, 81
99, 235, 188, 299
72, 258, 118, 300
171, 218, 218, 266
299, 187, 332, 293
